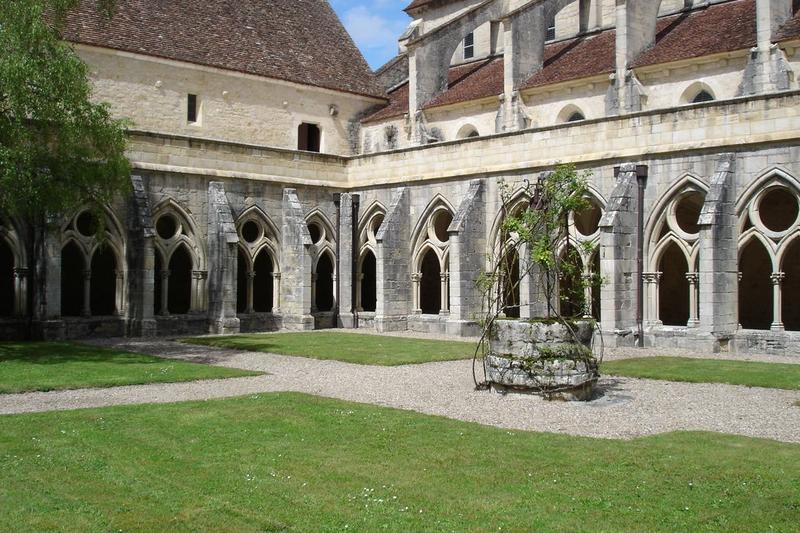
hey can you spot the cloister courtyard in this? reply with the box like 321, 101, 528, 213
1, 331, 798, 530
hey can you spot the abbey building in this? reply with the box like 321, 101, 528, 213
2, 0, 800, 354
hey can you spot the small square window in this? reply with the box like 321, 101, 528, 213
463, 32, 475, 60
546, 24, 556, 42
298, 123, 321, 152
187, 94, 198, 123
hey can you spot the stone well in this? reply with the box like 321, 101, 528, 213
485, 319, 599, 401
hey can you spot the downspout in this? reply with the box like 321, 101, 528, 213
636, 165, 648, 348
333, 193, 341, 329
351, 194, 360, 329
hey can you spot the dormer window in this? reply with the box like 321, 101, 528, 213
546, 14, 556, 42
187, 94, 198, 124
463, 32, 475, 60
298, 123, 321, 152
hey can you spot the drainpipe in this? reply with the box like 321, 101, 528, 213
333, 193, 341, 329
635, 165, 648, 348
352, 194, 360, 329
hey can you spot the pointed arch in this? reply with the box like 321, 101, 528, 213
644, 173, 708, 257
739, 237, 774, 330
557, 104, 586, 123
152, 197, 206, 271
411, 194, 456, 249
238, 204, 280, 241
736, 167, 800, 216
456, 123, 480, 139
680, 81, 716, 105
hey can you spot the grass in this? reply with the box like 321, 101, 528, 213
183, 332, 475, 366
0, 342, 261, 394
603, 357, 800, 391
0, 393, 798, 531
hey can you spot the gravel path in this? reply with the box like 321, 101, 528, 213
2, 338, 799, 444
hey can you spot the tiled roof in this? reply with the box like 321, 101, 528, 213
362, 82, 410, 123
365, 0, 797, 124
776, 10, 800, 41
405, 0, 459, 12
426, 57, 504, 108
63, 0, 387, 100
631, 0, 757, 68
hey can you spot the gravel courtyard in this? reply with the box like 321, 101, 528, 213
1, 337, 798, 443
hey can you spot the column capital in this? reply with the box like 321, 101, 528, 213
83, 270, 92, 281
643, 272, 662, 284
247, 272, 257, 280
13, 268, 30, 279
411, 273, 421, 282
160, 270, 171, 280
685, 272, 699, 284
192, 270, 208, 280
770, 272, 786, 285
272, 272, 282, 280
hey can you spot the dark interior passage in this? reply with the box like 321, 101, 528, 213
420, 249, 441, 314
61, 242, 85, 317
0, 239, 14, 316
315, 253, 334, 312
90, 247, 117, 316
658, 242, 690, 326
739, 239, 773, 330
168, 245, 193, 315
360, 250, 377, 312
154, 252, 163, 315
237, 248, 248, 314
782, 240, 800, 331
253, 250, 274, 313
591, 252, 601, 320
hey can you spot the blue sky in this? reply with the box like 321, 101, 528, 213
330, 0, 411, 70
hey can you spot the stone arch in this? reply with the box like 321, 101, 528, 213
680, 81, 716, 105
558, 244, 585, 318
557, 104, 586, 123
236, 205, 280, 315
456, 123, 480, 139
737, 168, 800, 330
358, 201, 387, 252
645, 175, 707, 327
152, 198, 206, 315
60, 207, 127, 318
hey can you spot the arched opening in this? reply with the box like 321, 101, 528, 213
61, 242, 85, 317
420, 249, 441, 314
658, 242, 690, 326
360, 250, 377, 313
739, 239, 773, 330
0, 238, 14, 316
559, 247, 584, 318
782, 240, 800, 331
168, 245, 193, 315
567, 112, 585, 122
236, 248, 248, 314
558, 105, 586, 124
314, 253, 334, 312
456, 124, 479, 139
253, 249, 274, 313
501, 249, 520, 319
90, 247, 117, 316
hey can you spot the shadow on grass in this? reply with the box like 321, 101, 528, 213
0, 342, 160, 365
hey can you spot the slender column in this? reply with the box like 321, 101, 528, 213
686, 272, 700, 328
272, 272, 281, 313
411, 273, 421, 314
738, 272, 743, 329
13, 268, 29, 316
115, 271, 125, 316
332, 274, 338, 311
355, 273, 364, 312
160, 270, 170, 316
246, 271, 256, 314
643, 272, 662, 326
82, 269, 92, 317
440, 272, 450, 314
191, 271, 207, 313
770, 272, 785, 331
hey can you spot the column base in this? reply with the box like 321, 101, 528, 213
128, 318, 158, 338
770, 323, 785, 332
208, 317, 241, 335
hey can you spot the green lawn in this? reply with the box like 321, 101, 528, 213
0, 342, 260, 394
1, 393, 798, 531
183, 332, 475, 366
603, 356, 800, 391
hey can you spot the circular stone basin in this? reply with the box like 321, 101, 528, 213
486, 319, 599, 401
